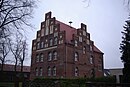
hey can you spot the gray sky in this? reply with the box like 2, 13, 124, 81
28, 0, 129, 69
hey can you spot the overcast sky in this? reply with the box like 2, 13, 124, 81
28, 0, 129, 69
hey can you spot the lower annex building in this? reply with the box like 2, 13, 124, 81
30, 12, 104, 80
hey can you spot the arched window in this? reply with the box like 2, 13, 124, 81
54, 37, 58, 45
48, 66, 51, 76
90, 56, 93, 64
75, 67, 78, 76
74, 52, 78, 61
53, 51, 57, 60
39, 67, 43, 76
40, 53, 43, 62
48, 52, 52, 61
41, 42, 44, 48
52, 66, 56, 76
35, 68, 38, 76
49, 38, 53, 46
37, 42, 40, 49
36, 54, 39, 62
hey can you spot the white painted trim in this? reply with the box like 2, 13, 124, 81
36, 46, 57, 52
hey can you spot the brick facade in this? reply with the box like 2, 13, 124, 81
30, 12, 104, 80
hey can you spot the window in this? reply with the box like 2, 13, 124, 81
90, 45, 93, 51
83, 31, 86, 36
48, 52, 52, 61
54, 37, 58, 45
40, 53, 43, 62
54, 32, 58, 37
79, 36, 82, 42
49, 38, 53, 46
75, 40, 78, 47
50, 25, 53, 34
75, 67, 78, 76
41, 29, 44, 36
41, 42, 44, 48
87, 39, 90, 45
83, 46, 86, 54
45, 39, 48, 47
46, 19, 49, 26
48, 66, 51, 76
59, 39, 63, 44
37, 42, 40, 49
53, 51, 57, 60
35, 68, 38, 76
45, 26, 49, 35
74, 52, 78, 61
90, 56, 93, 64
36, 54, 39, 62
52, 66, 56, 76
60, 35, 62, 38
40, 67, 43, 76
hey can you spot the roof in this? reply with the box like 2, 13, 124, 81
56, 20, 77, 43
0, 64, 30, 72
93, 45, 103, 54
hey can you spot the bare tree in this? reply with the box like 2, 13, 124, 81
0, 0, 35, 31
19, 39, 28, 73
0, 38, 10, 71
10, 32, 23, 72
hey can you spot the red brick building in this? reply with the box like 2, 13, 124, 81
30, 12, 104, 80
